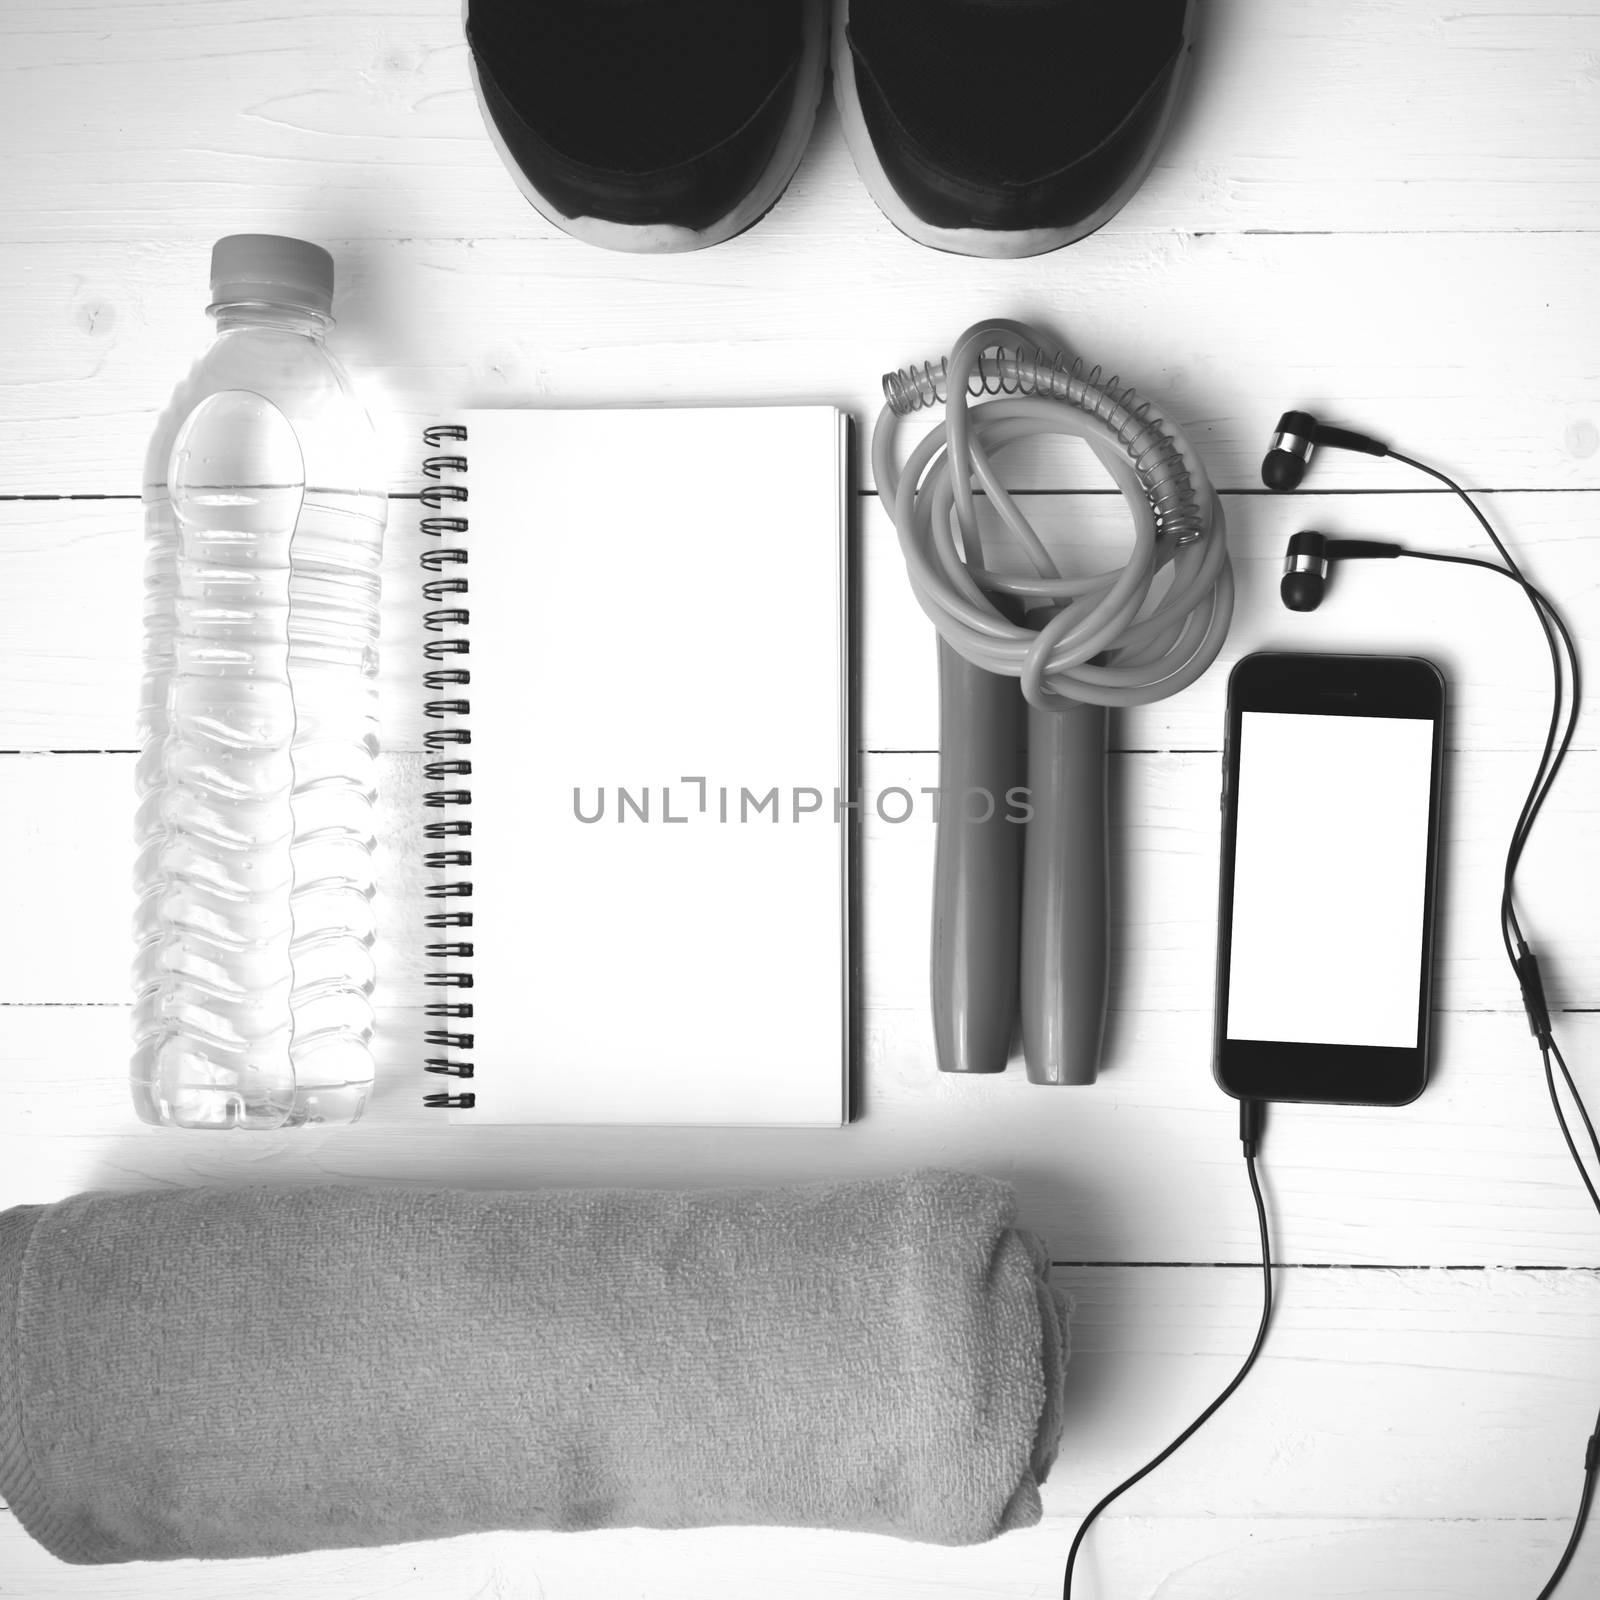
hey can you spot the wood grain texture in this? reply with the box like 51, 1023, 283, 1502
6, 1003, 1600, 1266
3, 743, 1589, 1013
3, 0, 1598, 245
4, 0, 1600, 1593
0, 487, 1589, 751
3, 230, 1600, 494
0, 1515, 1595, 1600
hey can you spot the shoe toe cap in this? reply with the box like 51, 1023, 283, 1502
467, 0, 817, 240
845, 0, 1193, 243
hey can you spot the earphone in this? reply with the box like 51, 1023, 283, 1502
1278, 529, 1400, 610
1065, 410, 1596, 1600
1266, 411, 1596, 1600
1260, 408, 1388, 490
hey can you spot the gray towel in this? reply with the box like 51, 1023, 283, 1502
0, 1169, 1067, 1564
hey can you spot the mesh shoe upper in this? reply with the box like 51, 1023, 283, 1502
844, 0, 1191, 236
468, 0, 808, 231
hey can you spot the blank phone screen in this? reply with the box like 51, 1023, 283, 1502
1226, 711, 1436, 1048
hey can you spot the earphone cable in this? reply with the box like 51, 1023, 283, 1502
1393, 460, 1597, 1599
1394, 547, 1592, 1179
1534, 1396, 1600, 1600
1386, 455, 1583, 953
1062, 445, 1589, 1596
1062, 1099, 1272, 1599
1541, 1044, 1600, 1219
1399, 547, 1580, 999
1398, 549, 1576, 881
1548, 1037, 1600, 1183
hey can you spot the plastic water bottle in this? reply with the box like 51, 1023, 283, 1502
132, 236, 387, 1128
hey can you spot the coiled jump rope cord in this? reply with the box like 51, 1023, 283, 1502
873, 319, 1234, 706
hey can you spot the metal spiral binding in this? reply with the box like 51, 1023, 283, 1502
881, 345, 1204, 545
420, 424, 475, 1106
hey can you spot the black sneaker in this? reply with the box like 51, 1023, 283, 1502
465, 0, 829, 253
833, 0, 1195, 257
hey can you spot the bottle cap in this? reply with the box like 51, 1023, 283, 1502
209, 234, 335, 317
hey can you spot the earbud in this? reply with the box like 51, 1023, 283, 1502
1280, 530, 1404, 611
1262, 410, 1390, 491
1280, 530, 1329, 610
1262, 411, 1321, 491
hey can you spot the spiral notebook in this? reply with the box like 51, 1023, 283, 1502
419, 407, 853, 1124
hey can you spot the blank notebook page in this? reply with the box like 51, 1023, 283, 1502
449, 406, 850, 1125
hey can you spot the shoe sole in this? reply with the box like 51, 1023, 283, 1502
466, 0, 830, 254
830, 0, 1196, 258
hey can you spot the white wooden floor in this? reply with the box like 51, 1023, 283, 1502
4, 2, 1600, 1596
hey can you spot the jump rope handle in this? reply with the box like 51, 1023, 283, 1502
931, 649, 1110, 1083
930, 643, 1025, 1074
1020, 700, 1109, 1085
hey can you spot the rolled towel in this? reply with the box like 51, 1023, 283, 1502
0, 1169, 1067, 1564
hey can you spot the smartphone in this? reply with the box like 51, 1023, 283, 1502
1213, 652, 1445, 1106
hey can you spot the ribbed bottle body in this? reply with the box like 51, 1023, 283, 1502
133, 310, 385, 1128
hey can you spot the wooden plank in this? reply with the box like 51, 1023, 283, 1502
1042, 1269, 1600, 1541
857, 746, 1600, 1017
4, 230, 1600, 495
0, 488, 1590, 753
1, 1270, 1597, 1597
7, 744, 1589, 1011
0, 497, 417, 754
2, 1, 1598, 245
0, 753, 427, 1006
859, 487, 1591, 755
0, 1513, 1592, 1600
8, 724, 1597, 1263
7, 2, 1598, 1593
6, 1001, 1598, 1267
